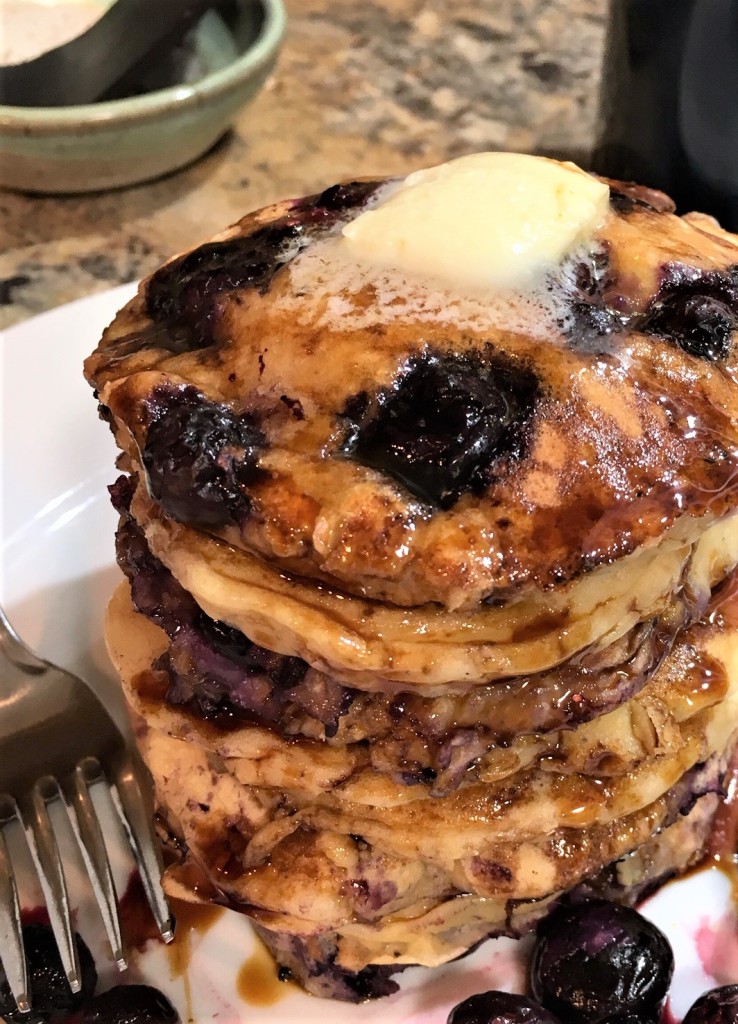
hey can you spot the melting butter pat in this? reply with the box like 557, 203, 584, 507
341, 152, 610, 290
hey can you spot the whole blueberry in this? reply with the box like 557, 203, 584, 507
683, 984, 738, 1023
448, 990, 562, 1024
530, 900, 673, 1023
0, 923, 97, 1022
601, 1016, 658, 1024
79, 985, 180, 1024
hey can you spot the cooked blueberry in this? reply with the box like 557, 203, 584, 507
639, 265, 738, 361
448, 991, 561, 1024
567, 300, 625, 345
640, 293, 737, 360
144, 181, 384, 345
109, 473, 136, 515
141, 385, 264, 528
609, 189, 646, 215
530, 900, 673, 1023
202, 617, 308, 688
79, 985, 180, 1024
113, 502, 351, 733
683, 984, 738, 1023
560, 248, 629, 350
608, 183, 675, 215
145, 222, 306, 341
573, 249, 611, 297
0, 923, 96, 1022
316, 179, 384, 211
343, 349, 540, 508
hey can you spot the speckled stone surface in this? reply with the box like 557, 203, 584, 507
0, 0, 608, 329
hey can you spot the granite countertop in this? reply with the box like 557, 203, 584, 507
0, 0, 608, 329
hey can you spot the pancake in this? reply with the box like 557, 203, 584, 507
110, 557, 732, 792
106, 582, 738, 998
107, 580, 738, 850
86, 154, 738, 1001
125, 475, 738, 690
84, 173, 738, 612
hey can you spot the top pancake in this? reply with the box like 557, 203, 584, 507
84, 169, 738, 610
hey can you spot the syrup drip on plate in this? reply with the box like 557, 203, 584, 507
237, 936, 295, 1007
119, 867, 223, 1020
165, 899, 224, 981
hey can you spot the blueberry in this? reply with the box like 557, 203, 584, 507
561, 249, 629, 350
530, 900, 673, 1023
608, 183, 675, 215
683, 984, 738, 1023
79, 985, 180, 1024
143, 180, 384, 348
315, 179, 384, 211
448, 991, 561, 1024
145, 222, 307, 342
141, 385, 265, 529
0, 923, 97, 1022
638, 264, 738, 362
640, 292, 737, 361
567, 300, 625, 346
343, 349, 540, 508
601, 1016, 658, 1024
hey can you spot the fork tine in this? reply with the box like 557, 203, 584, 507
17, 782, 82, 993
0, 820, 30, 1013
61, 763, 126, 970
109, 756, 173, 943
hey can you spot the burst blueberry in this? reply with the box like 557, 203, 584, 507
145, 222, 307, 343
639, 265, 738, 361
315, 179, 384, 211
343, 349, 540, 508
143, 180, 383, 347
141, 385, 264, 529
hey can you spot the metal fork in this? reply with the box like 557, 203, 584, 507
0, 604, 173, 1014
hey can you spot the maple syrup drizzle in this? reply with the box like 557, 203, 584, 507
708, 568, 738, 631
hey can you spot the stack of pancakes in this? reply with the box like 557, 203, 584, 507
85, 162, 738, 1001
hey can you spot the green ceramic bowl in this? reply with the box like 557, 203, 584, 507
0, 0, 286, 193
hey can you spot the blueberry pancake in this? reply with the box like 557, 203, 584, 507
85, 153, 738, 1000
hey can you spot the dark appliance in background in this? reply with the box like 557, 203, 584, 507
592, 0, 738, 230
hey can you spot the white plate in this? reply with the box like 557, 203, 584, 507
1, 286, 736, 1023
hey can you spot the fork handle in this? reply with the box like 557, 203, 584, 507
0, 605, 44, 671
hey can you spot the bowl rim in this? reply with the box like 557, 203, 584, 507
0, 0, 286, 133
